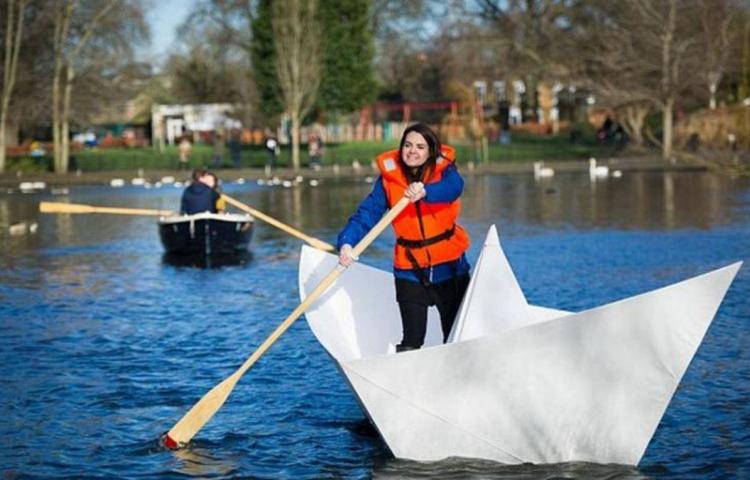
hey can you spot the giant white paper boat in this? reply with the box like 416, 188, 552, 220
298, 226, 741, 465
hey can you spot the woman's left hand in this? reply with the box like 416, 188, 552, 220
405, 182, 426, 203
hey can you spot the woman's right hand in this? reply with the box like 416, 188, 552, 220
339, 244, 358, 267
405, 181, 426, 203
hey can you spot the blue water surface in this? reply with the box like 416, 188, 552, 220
0, 170, 748, 479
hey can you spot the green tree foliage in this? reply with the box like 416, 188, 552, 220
250, 0, 283, 120
250, 0, 376, 121
740, 19, 750, 102
317, 0, 376, 113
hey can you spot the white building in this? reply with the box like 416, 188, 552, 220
151, 103, 242, 149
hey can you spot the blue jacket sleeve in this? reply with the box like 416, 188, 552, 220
337, 176, 388, 250
423, 164, 464, 203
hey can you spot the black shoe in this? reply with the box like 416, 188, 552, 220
396, 344, 419, 353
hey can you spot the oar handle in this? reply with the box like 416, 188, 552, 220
39, 201, 175, 216
88, 206, 175, 216
221, 194, 335, 252
164, 196, 411, 447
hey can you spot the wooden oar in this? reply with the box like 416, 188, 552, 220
39, 201, 175, 217
163, 196, 411, 449
221, 194, 334, 252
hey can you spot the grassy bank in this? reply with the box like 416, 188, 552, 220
6, 132, 615, 173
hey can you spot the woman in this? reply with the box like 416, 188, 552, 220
338, 123, 471, 352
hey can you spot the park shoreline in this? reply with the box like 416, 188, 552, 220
0, 155, 706, 188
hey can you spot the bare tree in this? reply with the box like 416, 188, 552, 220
431, 20, 507, 91
52, 0, 148, 173
165, 42, 251, 104
614, 102, 651, 148
179, 0, 255, 53
477, 0, 572, 122
272, 0, 321, 171
696, 0, 736, 110
565, 2, 651, 147
445, 80, 488, 162
0, 0, 29, 173
638, 0, 699, 158
370, 0, 428, 40
573, 0, 702, 158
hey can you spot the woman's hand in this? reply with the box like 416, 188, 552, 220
405, 182, 426, 203
339, 244, 358, 267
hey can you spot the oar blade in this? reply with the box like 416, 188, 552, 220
39, 201, 94, 214
164, 374, 240, 448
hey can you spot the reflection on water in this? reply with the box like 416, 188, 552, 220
458, 170, 747, 231
371, 457, 649, 480
162, 251, 253, 269
0, 170, 748, 479
171, 446, 238, 477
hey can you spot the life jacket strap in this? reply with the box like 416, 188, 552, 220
396, 225, 456, 249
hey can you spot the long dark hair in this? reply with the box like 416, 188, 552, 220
398, 123, 442, 182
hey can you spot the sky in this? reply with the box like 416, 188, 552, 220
144, 0, 198, 60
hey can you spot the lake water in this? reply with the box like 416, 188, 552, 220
1, 170, 748, 479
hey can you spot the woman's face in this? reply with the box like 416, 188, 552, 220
401, 131, 429, 169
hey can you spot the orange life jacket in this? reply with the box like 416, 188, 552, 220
377, 145, 470, 270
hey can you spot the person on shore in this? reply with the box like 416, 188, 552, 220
337, 123, 471, 352
228, 130, 243, 168
308, 132, 323, 170
212, 133, 226, 168
180, 168, 223, 215
178, 136, 192, 170
264, 129, 280, 170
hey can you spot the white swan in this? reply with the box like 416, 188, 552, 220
533, 161, 555, 179
589, 157, 609, 179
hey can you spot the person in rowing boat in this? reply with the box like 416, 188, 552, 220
207, 171, 226, 213
181, 168, 224, 215
338, 123, 471, 352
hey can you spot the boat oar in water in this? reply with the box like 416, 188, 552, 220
162, 196, 411, 449
39, 201, 175, 217
221, 194, 334, 252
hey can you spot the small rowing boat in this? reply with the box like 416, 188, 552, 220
158, 212, 254, 256
298, 225, 741, 465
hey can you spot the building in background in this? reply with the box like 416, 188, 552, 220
151, 103, 242, 150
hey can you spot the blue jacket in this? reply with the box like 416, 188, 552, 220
337, 164, 470, 283
180, 182, 220, 215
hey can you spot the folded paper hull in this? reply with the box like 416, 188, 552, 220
298, 226, 741, 465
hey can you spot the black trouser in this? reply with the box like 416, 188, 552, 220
395, 273, 470, 348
